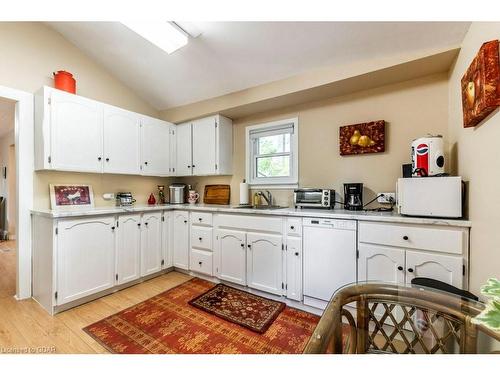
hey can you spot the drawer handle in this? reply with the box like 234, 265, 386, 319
397, 266, 403, 271
294, 252, 299, 256
290, 225, 295, 230
198, 261, 203, 265
408, 268, 414, 273
403, 235, 409, 241
198, 217, 202, 222
199, 237, 203, 241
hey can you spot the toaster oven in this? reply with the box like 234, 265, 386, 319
294, 188, 335, 209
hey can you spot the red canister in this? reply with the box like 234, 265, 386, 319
53, 70, 76, 94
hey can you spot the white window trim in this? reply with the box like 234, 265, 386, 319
245, 117, 298, 188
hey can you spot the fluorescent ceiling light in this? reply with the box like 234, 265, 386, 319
122, 21, 188, 54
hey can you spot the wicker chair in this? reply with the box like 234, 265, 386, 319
303, 283, 500, 354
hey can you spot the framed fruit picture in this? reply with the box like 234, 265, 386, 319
339, 120, 385, 156
461, 39, 500, 128
50, 184, 94, 210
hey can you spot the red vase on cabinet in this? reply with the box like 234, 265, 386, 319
148, 193, 156, 205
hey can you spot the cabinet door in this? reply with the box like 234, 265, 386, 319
358, 244, 406, 284
217, 229, 247, 286
140, 212, 163, 276
175, 122, 192, 176
56, 216, 115, 305
286, 236, 302, 301
192, 116, 216, 175
169, 124, 177, 175
141, 116, 170, 176
247, 233, 283, 295
173, 211, 190, 270
116, 214, 141, 284
50, 89, 103, 172
103, 105, 141, 175
405, 250, 463, 289
162, 211, 173, 268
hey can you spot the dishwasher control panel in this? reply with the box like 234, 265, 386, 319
303, 217, 356, 230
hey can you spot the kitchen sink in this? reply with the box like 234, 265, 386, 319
232, 205, 288, 210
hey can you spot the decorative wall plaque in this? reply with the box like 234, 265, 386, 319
339, 120, 385, 155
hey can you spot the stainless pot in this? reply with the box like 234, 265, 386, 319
169, 184, 186, 204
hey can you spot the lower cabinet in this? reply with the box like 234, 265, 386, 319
116, 214, 141, 285
140, 212, 163, 277
189, 249, 213, 275
285, 236, 302, 301
56, 216, 116, 305
173, 210, 189, 270
358, 244, 463, 288
246, 233, 283, 295
217, 229, 247, 286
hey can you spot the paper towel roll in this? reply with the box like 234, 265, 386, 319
239, 182, 249, 205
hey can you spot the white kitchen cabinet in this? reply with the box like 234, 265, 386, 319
56, 216, 115, 305
405, 250, 463, 288
358, 244, 406, 284
217, 229, 247, 286
173, 211, 190, 270
246, 233, 283, 295
175, 114, 233, 176
116, 214, 141, 285
286, 236, 302, 301
140, 212, 163, 277
103, 105, 141, 175
49, 88, 104, 173
162, 211, 173, 269
141, 116, 172, 176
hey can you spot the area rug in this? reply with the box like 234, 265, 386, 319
188, 283, 285, 333
83, 278, 320, 354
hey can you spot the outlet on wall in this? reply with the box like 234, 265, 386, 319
377, 192, 396, 204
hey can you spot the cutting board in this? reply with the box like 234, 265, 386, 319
203, 185, 231, 205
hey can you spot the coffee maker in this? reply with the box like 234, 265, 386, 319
344, 183, 363, 211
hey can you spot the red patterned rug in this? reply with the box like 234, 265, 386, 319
83, 278, 320, 354
188, 283, 285, 333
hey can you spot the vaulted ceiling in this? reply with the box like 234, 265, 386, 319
48, 22, 471, 111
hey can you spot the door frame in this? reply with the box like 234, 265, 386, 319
0, 85, 34, 300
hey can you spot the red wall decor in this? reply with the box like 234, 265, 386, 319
461, 40, 500, 128
339, 120, 385, 155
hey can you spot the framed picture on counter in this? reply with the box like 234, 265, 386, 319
50, 184, 95, 211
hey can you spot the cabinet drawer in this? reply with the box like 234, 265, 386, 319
358, 221, 466, 255
215, 214, 282, 233
190, 226, 213, 250
191, 212, 213, 226
190, 249, 213, 276
286, 218, 302, 236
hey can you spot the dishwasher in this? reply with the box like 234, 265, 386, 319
303, 217, 357, 309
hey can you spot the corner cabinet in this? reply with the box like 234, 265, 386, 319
34, 86, 175, 177
176, 114, 233, 176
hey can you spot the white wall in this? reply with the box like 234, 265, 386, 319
448, 22, 500, 297
0, 130, 14, 237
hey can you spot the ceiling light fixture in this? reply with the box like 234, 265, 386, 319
122, 21, 189, 54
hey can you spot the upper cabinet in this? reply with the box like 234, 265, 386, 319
34, 86, 175, 177
176, 114, 233, 176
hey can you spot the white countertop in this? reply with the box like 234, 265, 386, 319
31, 203, 472, 227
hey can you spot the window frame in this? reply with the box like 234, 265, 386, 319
245, 117, 299, 188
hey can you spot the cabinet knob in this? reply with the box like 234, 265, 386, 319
290, 225, 295, 230
184, 220, 187, 224
137, 223, 141, 227
403, 235, 409, 241
192, 165, 196, 168
198, 261, 203, 265
397, 266, 403, 271
198, 218, 202, 222
240, 243, 244, 248
187, 165, 191, 168
295, 252, 299, 256
247, 244, 251, 249
111, 226, 115, 231
98, 156, 102, 161
408, 268, 414, 273
105, 157, 109, 162
144, 161, 148, 165
199, 237, 202, 241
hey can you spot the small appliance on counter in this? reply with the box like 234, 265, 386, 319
293, 188, 335, 209
411, 135, 445, 177
344, 183, 363, 211
397, 176, 463, 218
115, 192, 136, 207
169, 183, 187, 204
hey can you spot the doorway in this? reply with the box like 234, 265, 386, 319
0, 85, 34, 300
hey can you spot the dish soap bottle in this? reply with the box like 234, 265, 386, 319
253, 192, 260, 206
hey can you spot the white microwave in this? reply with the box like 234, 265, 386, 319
397, 177, 463, 218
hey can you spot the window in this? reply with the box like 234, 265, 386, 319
246, 117, 298, 187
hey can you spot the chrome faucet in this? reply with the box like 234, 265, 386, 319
257, 191, 273, 206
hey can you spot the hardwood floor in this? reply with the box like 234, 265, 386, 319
0, 260, 192, 354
